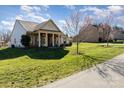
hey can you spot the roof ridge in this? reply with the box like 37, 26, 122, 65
35, 20, 49, 30
17, 19, 39, 24
15, 19, 61, 32
36, 19, 49, 25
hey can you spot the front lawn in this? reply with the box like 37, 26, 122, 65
0, 43, 124, 87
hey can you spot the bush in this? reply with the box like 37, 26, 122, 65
54, 44, 59, 47
60, 42, 72, 47
65, 42, 72, 46
60, 44, 64, 47
114, 39, 117, 42
109, 40, 113, 43
21, 35, 31, 48
11, 45, 15, 48
68, 42, 72, 46
98, 38, 102, 42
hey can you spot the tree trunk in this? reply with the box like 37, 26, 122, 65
77, 42, 79, 54
106, 32, 109, 47
107, 40, 109, 47
76, 35, 79, 54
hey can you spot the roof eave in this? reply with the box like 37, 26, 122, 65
33, 29, 62, 33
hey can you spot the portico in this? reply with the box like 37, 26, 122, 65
29, 30, 61, 47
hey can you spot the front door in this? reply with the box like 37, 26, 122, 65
48, 34, 52, 47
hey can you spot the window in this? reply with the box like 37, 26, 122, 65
14, 38, 16, 44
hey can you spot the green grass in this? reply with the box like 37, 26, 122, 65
0, 43, 124, 87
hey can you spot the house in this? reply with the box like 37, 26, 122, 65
0, 41, 4, 47
112, 27, 124, 40
0, 34, 3, 47
9, 19, 69, 47
73, 23, 121, 42
73, 24, 100, 42
0, 35, 4, 47
78, 24, 99, 42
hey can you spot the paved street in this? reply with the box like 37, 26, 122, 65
43, 54, 124, 88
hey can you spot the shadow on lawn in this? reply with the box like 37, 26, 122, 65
0, 47, 69, 60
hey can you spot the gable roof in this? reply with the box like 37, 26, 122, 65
34, 19, 61, 32
18, 20, 39, 31
17, 19, 61, 32
34, 20, 48, 30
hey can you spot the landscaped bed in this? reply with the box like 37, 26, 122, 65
0, 43, 124, 87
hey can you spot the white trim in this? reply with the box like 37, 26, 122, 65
45, 33, 48, 47
38, 32, 41, 47
52, 34, 54, 47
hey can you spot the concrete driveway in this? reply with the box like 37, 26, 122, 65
43, 54, 124, 88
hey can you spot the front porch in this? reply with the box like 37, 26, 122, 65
28, 31, 61, 47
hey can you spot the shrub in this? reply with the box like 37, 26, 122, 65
114, 39, 117, 42
68, 42, 72, 46
60, 44, 64, 47
21, 35, 31, 48
11, 45, 15, 48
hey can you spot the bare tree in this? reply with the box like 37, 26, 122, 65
64, 11, 82, 54
102, 14, 113, 47
1, 30, 11, 45
64, 11, 92, 54
79, 16, 93, 41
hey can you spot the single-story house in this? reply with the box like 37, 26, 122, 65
9, 19, 69, 47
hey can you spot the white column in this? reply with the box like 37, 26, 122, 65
38, 32, 41, 47
58, 34, 61, 47
52, 34, 54, 47
45, 33, 48, 47
33, 36, 35, 46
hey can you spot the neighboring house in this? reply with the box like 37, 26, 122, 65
62, 34, 72, 44
79, 24, 99, 42
9, 19, 69, 47
0, 34, 2, 47
73, 24, 100, 42
73, 23, 124, 42
0, 36, 4, 47
112, 27, 124, 40
0, 34, 3, 47
0, 41, 4, 47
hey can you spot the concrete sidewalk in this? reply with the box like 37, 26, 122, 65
43, 54, 124, 88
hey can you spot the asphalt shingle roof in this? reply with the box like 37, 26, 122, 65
18, 20, 39, 32
18, 19, 61, 32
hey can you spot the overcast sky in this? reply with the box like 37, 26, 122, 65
0, 5, 124, 33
